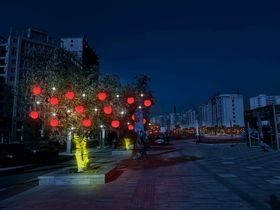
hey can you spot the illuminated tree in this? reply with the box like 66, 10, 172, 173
19, 48, 154, 172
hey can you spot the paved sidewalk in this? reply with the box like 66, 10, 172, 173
1, 140, 280, 210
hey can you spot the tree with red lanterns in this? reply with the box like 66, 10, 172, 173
19, 48, 154, 171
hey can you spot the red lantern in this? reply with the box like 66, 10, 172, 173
103, 106, 112, 115
143, 118, 147, 124
128, 124, 134, 130
32, 86, 41, 95
29, 111, 39, 119
111, 120, 120, 128
83, 119, 92, 127
144, 99, 152, 107
75, 105, 85, 113
50, 97, 58, 105
127, 97, 135, 104
66, 91, 75, 100
50, 119, 59, 127
98, 92, 107, 101
131, 114, 135, 121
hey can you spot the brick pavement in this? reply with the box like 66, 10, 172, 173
1, 140, 280, 210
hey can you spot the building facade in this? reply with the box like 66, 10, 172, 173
250, 94, 280, 110
153, 94, 244, 131
151, 111, 198, 129
197, 94, 244, 127
0, 36, 12, 142
212, 94, 244, 127
183, 109, 197, 128
198, 104, 212, 127
151, 115, 170, 128
1, 28, 100, 143
61, 37, 99, 80
0, 28, 60, 142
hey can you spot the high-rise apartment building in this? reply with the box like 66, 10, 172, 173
210, 94, 244, 127
0, 28, 59, 142
250, 94, 280, 110
61, 37, 99, 80
198, 103, 213, 127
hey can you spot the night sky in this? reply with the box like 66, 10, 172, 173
1, 0, 280, 114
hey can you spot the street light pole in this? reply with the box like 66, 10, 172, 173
247, 122, 251, 147
66, 130, 72, 154
273, 104, 279, 150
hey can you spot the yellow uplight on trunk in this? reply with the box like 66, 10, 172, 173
74, 133, 89, 172
124, 138, 130, 150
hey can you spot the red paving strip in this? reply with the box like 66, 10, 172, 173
117, 155, 201, 170
200, 139, 241, 144
149, 146, 176, 150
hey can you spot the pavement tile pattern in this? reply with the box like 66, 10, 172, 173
1, 140, 280, 210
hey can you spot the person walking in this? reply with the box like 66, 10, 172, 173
164, 131, 170, 145
140, 131, 148, 159
132, 132, 142, 160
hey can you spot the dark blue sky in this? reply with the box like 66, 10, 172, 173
1, 0, 280, 114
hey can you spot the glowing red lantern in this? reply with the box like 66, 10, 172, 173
29, 111, 39, 119
32, 86, 41, 95
50, 119, 59, 127
50, 97, 58, 105
143, 118, 147, 124
98, 92, 107, 101
66, 91, 75, 100
103, 106, 112, 115
75, 105, 85, 113
127, 97, 135, 104
144, 99, 152, 107
83, 119, 92, 127
131, 114, 135, 121
128, 124, 134, 130
111, 120, 120, 128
